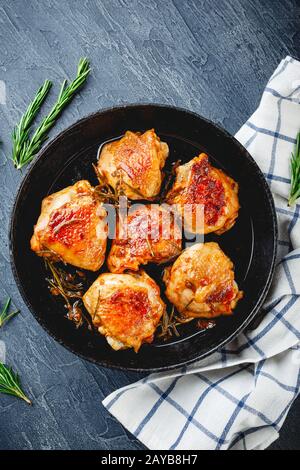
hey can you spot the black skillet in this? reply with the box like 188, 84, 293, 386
10, 104, 277, 371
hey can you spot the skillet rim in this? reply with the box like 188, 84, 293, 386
9, 103, 278, 372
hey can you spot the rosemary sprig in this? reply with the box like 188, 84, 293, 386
158, 306, 180, 340
93, 165, 131, 211
288, 131, 300, 207
45, 260, 92, 329
45, 260, 84, 304
0, 298, 19, 329
93, 164, 120, 205
12, 80, 52, 168
0, 363, 31, 404
14, 58, 90, 169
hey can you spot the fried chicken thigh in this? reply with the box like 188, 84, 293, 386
97, 129, 169, 200
164, 242, 243, 318
107, 205, 182, 273
166, 153, 239, 234
31, 180, 107, 271
83, 270, 165, 352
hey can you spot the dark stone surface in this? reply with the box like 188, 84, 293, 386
0, 0, 299, 450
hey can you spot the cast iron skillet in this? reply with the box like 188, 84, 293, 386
10, 104, 277, 371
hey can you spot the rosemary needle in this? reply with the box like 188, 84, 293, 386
14, 58, 90, 170
0, 298, 19, 329
0, 363, 31, 404
12, 80, 52, 168
288, 131, 300, 207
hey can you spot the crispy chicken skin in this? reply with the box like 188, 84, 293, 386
166, 153, 239, 234
107, 204, 182, 273
164, 242, 243, 318
83, 270, 165, 352
97, 129, 169, 200
30, 180, 107, 271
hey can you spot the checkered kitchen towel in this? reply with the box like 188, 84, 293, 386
103, 56, 300, 450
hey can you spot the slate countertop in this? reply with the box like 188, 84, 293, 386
0, 0, 299, 450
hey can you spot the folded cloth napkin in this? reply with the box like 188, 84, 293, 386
103, 56, 300, 450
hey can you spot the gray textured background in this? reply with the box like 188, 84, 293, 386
0, 0, 299, 450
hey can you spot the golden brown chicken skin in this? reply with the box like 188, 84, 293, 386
107, 205, 182, 273
97, 129, 169, 200
166, 153, 239, 234
83, 271, 165, 352
164, 242, 243, 318
30, 180, 107, 271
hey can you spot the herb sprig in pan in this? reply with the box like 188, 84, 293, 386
0, 363, 31, 404
13, 58, 90, 170
45, 260, 92, 330
0, 298, 19, 329
288, 131, 300, 207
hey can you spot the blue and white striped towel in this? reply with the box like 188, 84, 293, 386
103, 56, 300, 450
